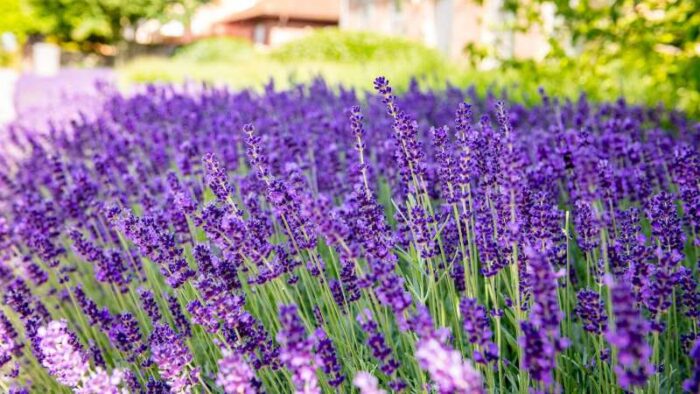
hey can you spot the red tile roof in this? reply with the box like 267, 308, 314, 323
222, 0, 339, 23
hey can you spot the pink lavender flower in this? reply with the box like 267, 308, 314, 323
75, 368, 126, 394
37, 320, 89, 387
410, 305, 484, 393
353, 371, 387, 394
8, 384, 31, 394
415, 336, 485, 394
216, 349, 257, 394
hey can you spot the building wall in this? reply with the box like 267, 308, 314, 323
343, 0, 549, 61
212, 21, 256, 42
215, 18, 336, 46
192, 0, 258, 36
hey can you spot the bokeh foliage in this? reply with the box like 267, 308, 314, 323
2, 0, 210, 46
120, 30, 452, 92
120, 25, 699, 117
500, 0, 700, 116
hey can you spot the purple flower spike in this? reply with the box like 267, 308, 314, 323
203, 152, 232, 201
314, 328, 345, 387
276, 304, 320, 394
460, 297, 499, 363
606, 276, 654, 389
684, 339, 700, 393
77, 368, 126, 394
149, 322, 195, 393
519, 247, 568, 386
357, 309, 401, 377
216, 349, 258, 394
416, 336, 485, 394
574, 289, 607, 335
37, 320, 89, 387
353, 371, 387, 394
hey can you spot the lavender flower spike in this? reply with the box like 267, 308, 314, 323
685, 339, 700, 393
216, 349, 258, 394
38, 320, 89, 387
75, 368, 126, 394
277, 304, 320, 394
460, 297, 499, 363
605, 276, 654, 389
574, 289, 607, 335
149, 322, 195, 393
353, 371, 387, 394
415, 335, 485, 394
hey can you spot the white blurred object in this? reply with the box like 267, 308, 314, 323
32, 43, 61, 77
161, 20, 185, 37
1, 33, 18, 52
0, 68, 18, 124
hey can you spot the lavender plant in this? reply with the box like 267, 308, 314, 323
0, 76, 698, 393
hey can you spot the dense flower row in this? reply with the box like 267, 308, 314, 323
0, 77, 698, 393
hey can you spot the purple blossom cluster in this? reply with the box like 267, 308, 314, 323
149, 322, 196, 392
574, 289, 607, 335
276, 305, 320, 394
519, 247, 569, 387
411, 306, 485, 394
36, 320, 124, 391
0, 75, 698, 392
459, 297, 498, 363
216, 349, 258, 394
606, 277, 654, 389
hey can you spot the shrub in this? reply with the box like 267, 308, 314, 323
174, 37, 256, 63
269, 28, 442, 64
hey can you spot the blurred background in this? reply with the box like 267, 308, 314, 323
1, 0, 698, 126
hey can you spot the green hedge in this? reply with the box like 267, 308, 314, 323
174, 37, 256, 63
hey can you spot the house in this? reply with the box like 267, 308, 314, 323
193, 0, 339, 46
340, 0, 555, 61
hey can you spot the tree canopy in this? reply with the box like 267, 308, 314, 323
502, 0, 700, 115
11, 0, 210, 45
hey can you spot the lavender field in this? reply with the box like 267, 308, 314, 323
0, 76, 699, 393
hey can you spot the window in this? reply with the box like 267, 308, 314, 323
253, 23, 266, 44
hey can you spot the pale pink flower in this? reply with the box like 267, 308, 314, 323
216, 350, 257, 394
415, 337, 485, 394
38, 320, 89, 387
353, 371, 387, 394
76, 368, 126, 394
